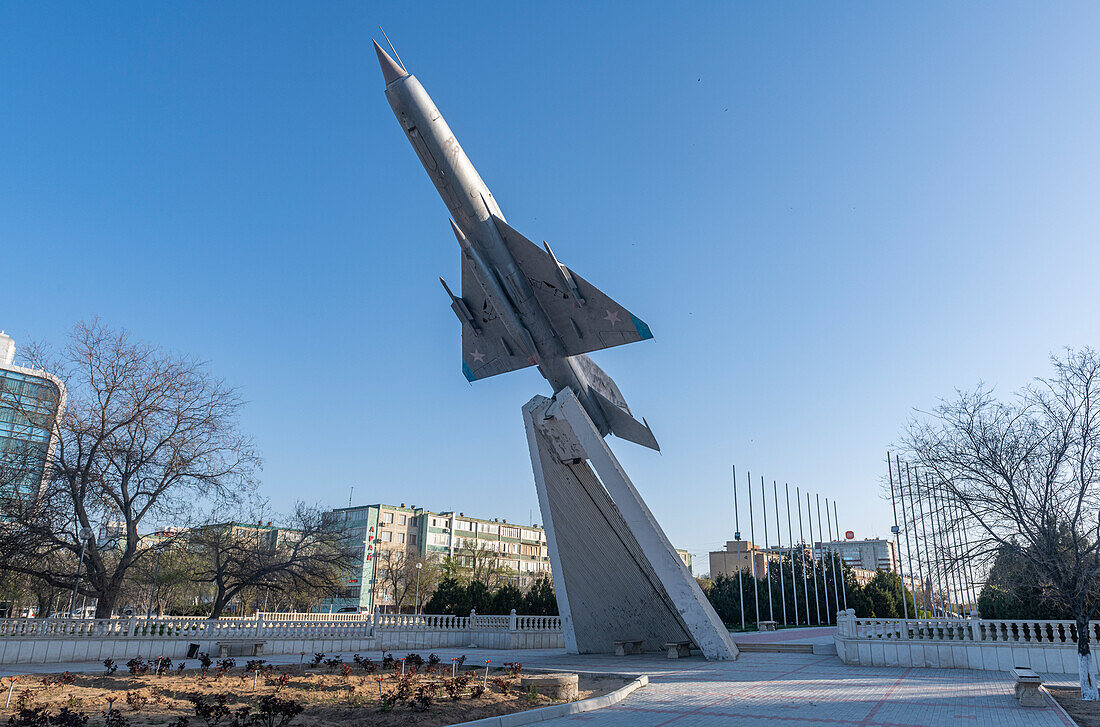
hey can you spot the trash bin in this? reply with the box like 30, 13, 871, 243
187, 643, 200, 659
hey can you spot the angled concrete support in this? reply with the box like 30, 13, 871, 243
523, 391, 738, 660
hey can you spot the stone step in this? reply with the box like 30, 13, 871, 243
735, 642, 815, 653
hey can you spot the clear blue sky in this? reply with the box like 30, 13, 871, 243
4, 3, 1099, 572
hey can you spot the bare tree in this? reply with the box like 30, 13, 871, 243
904, 348, 1100, 699
373, 549, 437, 612
441, 538, 511, 589
0, 320, 259, 617
189, 503, 355, 618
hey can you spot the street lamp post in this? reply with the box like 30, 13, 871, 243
69, 527, 95, 617
414, 562, 423, 617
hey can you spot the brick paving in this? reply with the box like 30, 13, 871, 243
4, 645, 1075, 726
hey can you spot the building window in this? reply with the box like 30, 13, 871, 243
380, 531, 392, 542
409, 534, 417, 546
396, 533, 406, 544
398, 514, 406, 525
382, 512, 393, 524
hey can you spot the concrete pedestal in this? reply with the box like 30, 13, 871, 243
523, 390, 738, 660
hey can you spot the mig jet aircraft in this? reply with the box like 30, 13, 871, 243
375, 39, 659, 451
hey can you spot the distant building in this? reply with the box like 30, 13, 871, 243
324, 501, 690, 613
322, 503, 551, 613
822, 538, 898, 573
708, 540, 769, 578
709, 537, 900, 579
0, 331, 65, 500
676, 549, 692, 572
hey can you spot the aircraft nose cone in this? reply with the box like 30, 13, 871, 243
373, 40, 407, 86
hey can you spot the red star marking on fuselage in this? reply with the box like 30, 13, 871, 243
470, 349, 486, 363
604, 310, 621, 326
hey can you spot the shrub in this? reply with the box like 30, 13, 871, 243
272, 673, 291, 693
168, 718, 190, 727
470, 683, 485, 699
490, 677, 511, 695
404, 653, 424, 669
198, 653, 213, 678
252, 696, 304, 727
125, 658, 148, 677
102, 712, 128, 727
322, 656, 342, 673
309, 653, 324, 668
177, 662, 187, 674
7, 707, 51, 727
442, 673, 470, 700
124, 691, 148, 712
392, 675, 414, 702
411, 683, 439, 712
103, 658, 118, 675
48, 707, 87, 727
155, 658, 173, 676
214, 659, 236, 679
188, 694, 230, 727
380, 652, 394, 670
504, 662, 523, 676
15, 689, 41, 712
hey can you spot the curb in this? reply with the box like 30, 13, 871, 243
453, 671, 648, 727
1040, 685, 1080, 727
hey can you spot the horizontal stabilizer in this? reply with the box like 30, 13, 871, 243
591, 386, 660, 451
490, 215, 653, 358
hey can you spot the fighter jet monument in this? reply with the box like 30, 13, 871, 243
374, 39, 737, 660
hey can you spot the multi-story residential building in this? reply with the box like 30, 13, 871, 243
323, 503, 549, 613
0, 331, 65, 500
822, 538, 898, 572
325, 501, 696, 613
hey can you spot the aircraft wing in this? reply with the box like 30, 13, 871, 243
490, 215, 654, 357
459, 254, 536, 381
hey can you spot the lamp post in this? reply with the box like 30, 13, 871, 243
414, 562, 423, 617
69, 527, 95, 616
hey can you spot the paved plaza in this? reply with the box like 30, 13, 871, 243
5, 637, 1079, 727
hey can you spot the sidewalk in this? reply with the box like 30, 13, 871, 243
2, 646, 1074, 726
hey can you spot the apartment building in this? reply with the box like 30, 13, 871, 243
323, 503, 550, 613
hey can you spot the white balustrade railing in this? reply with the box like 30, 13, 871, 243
836, 609, 1097, 645
0, 611, 561, 641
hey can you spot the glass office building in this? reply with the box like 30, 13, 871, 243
0, 332, 65, 499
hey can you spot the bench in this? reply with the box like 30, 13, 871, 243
758, 620, 777, 632
1010, 666, 1043, 707
665, 641, 692, 659
216, 640, 267, 657
613, 639, 643, 656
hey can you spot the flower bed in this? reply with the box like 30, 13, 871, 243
1, 652, 626, 727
